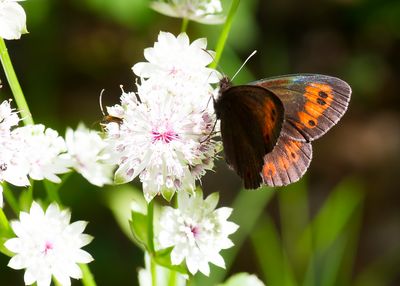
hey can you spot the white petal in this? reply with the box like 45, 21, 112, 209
30, 201, 45, 218
66, 263, 82, 279
198, 261, 210, 276
24, 268, 38, 285
53, 271, 71, 286
8, 254, 26, 269
66, 221, 88, 235
209, 253, 225, 268
73, 249, 94, 263
0, 2, 27, 40
215, 207, 233, 220
4, 237, 21, 253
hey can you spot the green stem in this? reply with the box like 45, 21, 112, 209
0, 208, 14, 257
181, 18, 189, 33
151, 258, 157, 286
168, 270, 177, 286
209, 0, 240, 69
2, 184, 19, 215
147, 200, 157, 286
0, 38, 33, 125
147, 200, 155, 254
80, 264, 97, 286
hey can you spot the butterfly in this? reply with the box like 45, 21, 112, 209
213, 74, 351, 189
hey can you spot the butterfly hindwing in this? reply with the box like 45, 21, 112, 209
262, 135, 312, 187
214, 85, 284, 189
252, 74, 351, 142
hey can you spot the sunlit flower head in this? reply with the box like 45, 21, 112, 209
0, 0, 28, 40
132, 32, 220, 86
12, 124, 72, 183
4, 202, 94, 286
105, 32, 222, 202
157, 190, 239, 275
105, 85, 220, 202
65, 123, 115, 187
150, 0, 225, 24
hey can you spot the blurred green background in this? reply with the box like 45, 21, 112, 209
1, 0, 399, 285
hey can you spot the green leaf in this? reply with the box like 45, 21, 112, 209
130, 211, 148, 251
301, 178, 364, 286
279, 180, 311, 276
251, 215, 297, 286
106, 184, 147, 243
161, 188, 175, 202
298, 178, 364, 253
153, 247, 188, 275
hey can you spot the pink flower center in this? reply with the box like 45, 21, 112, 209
43, 241, 54, 255
190, 225, 200, 239
168, 66, 179, 76
151, 128, 178, 144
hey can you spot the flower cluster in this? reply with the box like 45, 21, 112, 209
0, 0, 28, 40
0, 100, 114, 207
150, 0, 225, 24
105, 32, 221, 202
157, 190, 238, 275
0, 101, 71, 206
4, 202, 93, 286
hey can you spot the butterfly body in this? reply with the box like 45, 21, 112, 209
214, 74, 351, 189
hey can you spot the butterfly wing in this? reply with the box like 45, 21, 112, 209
214, 85, 284, 189
262, 135, 312, 186
252, 74, 351, 142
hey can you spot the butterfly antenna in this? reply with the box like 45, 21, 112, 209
99, 89, 106, 116
231, 50, 257, 81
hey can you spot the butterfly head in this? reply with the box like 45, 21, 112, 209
218, 76, 232, 93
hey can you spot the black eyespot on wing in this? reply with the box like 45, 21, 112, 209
252, 74, 351, 142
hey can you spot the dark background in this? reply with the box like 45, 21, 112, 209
1, 0, 399, 285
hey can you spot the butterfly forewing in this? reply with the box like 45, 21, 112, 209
215, 85, 284, 189
252, 74, 351, 142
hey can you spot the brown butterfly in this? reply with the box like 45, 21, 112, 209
214, 74, 351, 189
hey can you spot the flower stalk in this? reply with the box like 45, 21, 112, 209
80, 264, 97, 286
0, 38, 33, 126
210, 0, 240, 69
181, 18, 189, 32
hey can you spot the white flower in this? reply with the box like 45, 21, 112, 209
65, 123, 115, 187
106, 83, 220, 202
0, 99, 20, 135
138, 253, 187, 286
150, 0, 225, 24
157, 190, 239, 275
4, 202, 94, 286
218, 273, 265, 286
0, 100, 30, 198
0, 0, 28, 40
132, 32, 220, 85
106, 32, 221, 202
12, 124, 72, 183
